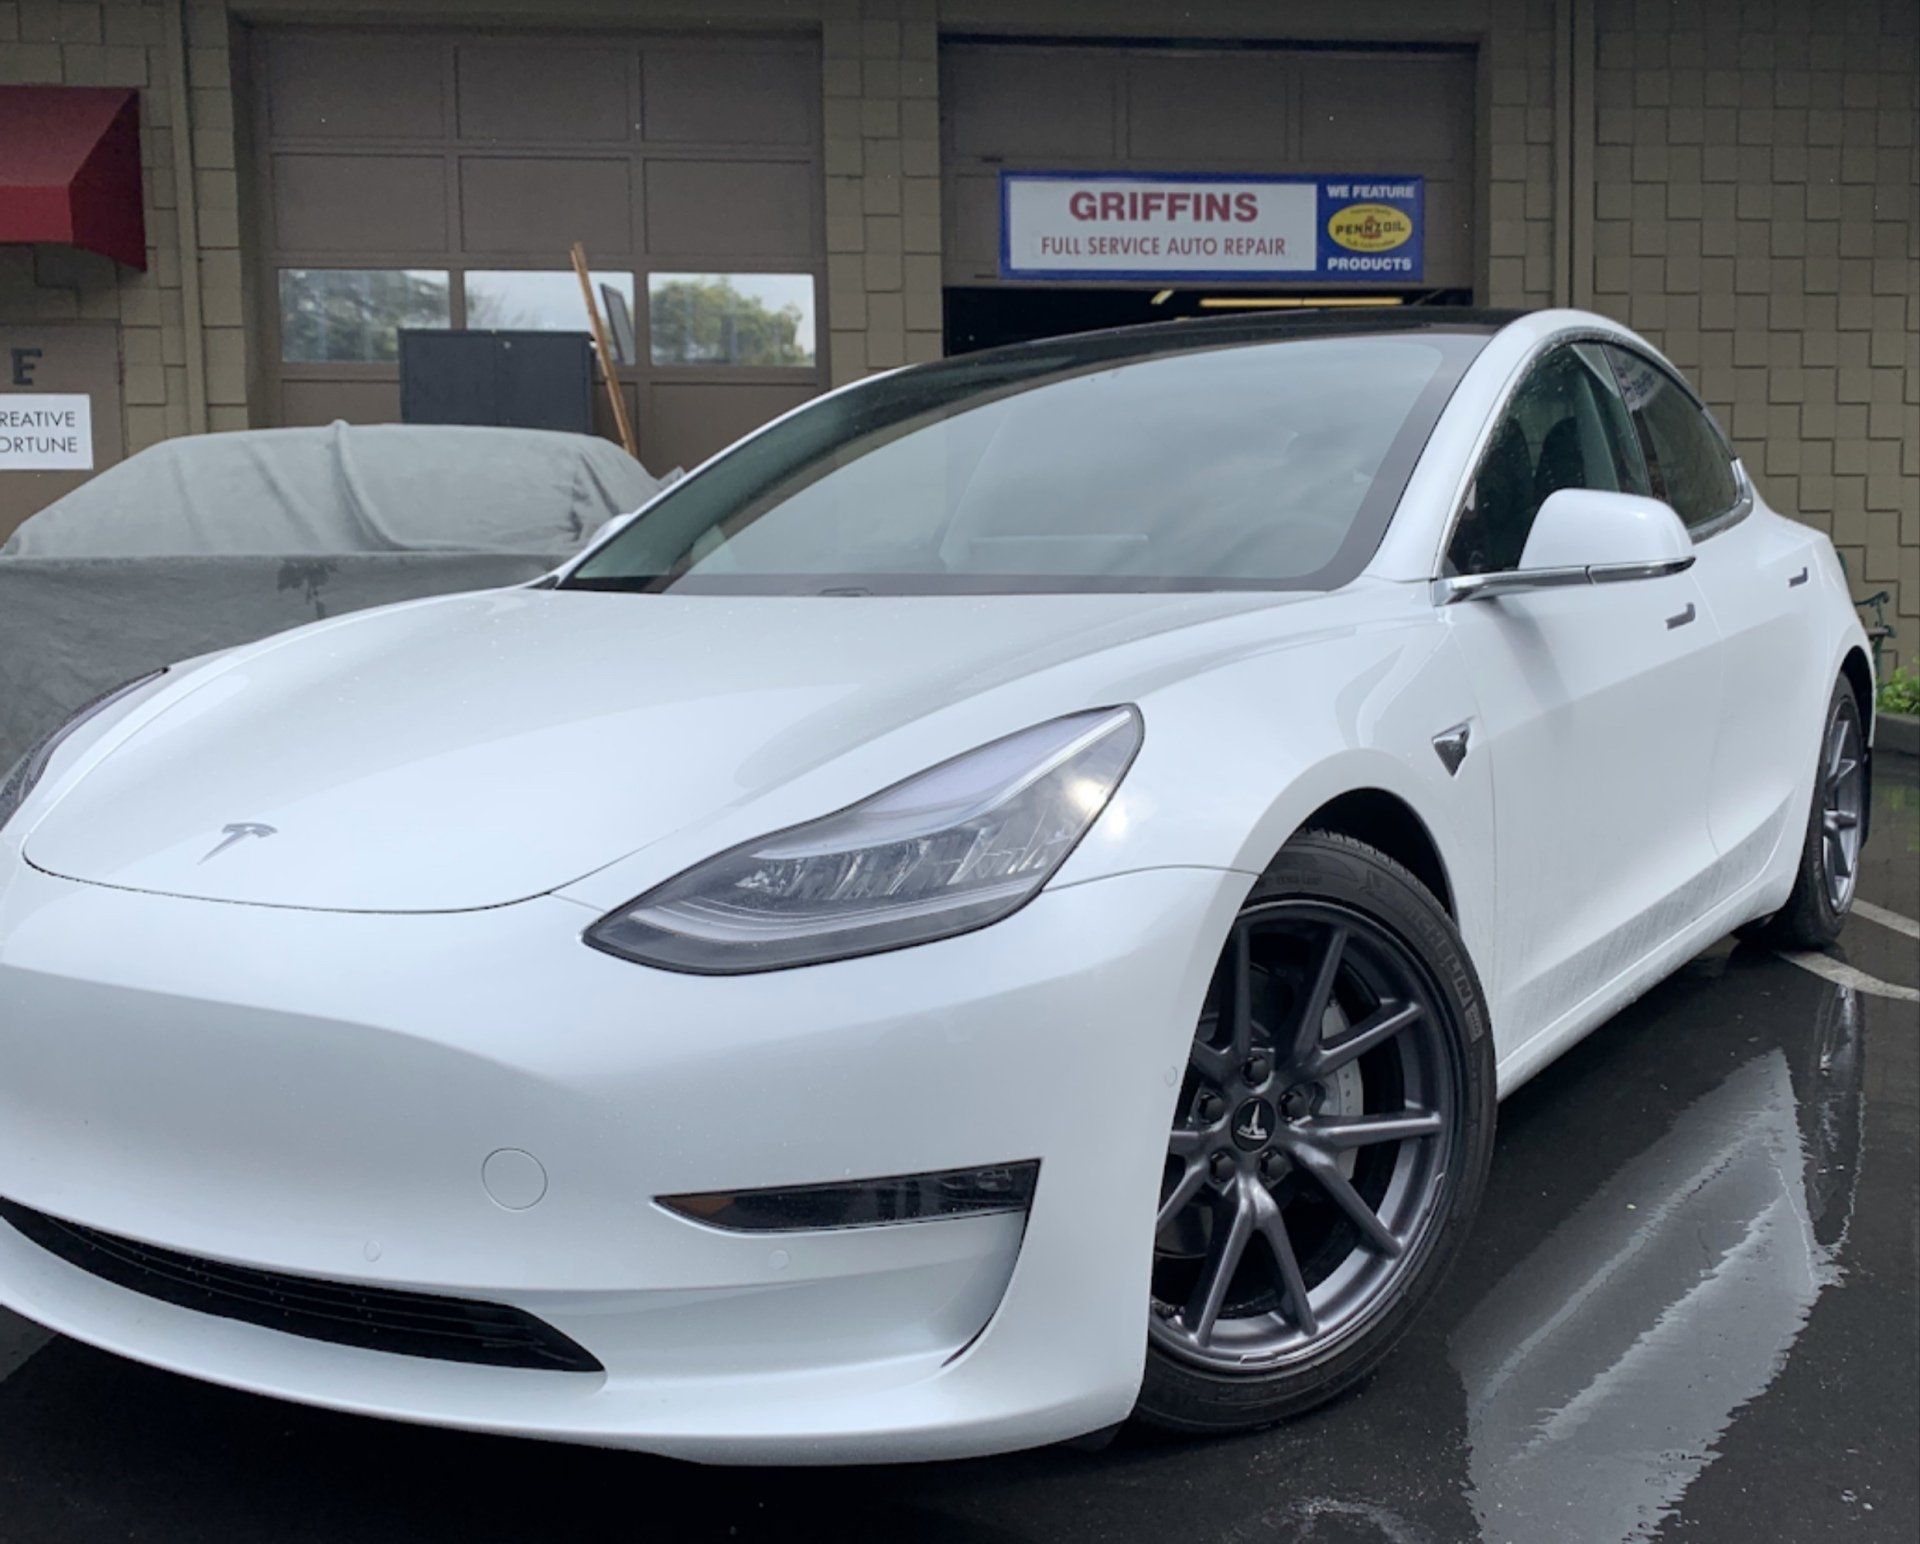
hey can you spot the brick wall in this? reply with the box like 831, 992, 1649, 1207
0, 0, 247, 450
822, 0, 944, 387
1590, 0, 1919, 669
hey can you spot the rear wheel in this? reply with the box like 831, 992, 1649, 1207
1135, 831, 1495, 1433
1744, 678, 1866, 950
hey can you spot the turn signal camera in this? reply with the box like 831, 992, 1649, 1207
657, 1160, 1040, 1233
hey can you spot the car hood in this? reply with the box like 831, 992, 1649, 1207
22, 585, 1329, 912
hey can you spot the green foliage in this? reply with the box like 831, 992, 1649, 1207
1878, 664, 1920, 717
648, 277, 811, 367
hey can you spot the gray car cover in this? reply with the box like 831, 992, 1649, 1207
2, 421, 659, 558
1, 423, 663, 765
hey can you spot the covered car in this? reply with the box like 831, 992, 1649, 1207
0, 422, 662, 764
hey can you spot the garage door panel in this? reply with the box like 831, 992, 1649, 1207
460, 158, 635, 256
254, 25, 827, 478
592, 382, 642, 449
944, 42, 1476, 296
645, 160, 813, 259
644, 381, 816, 468
457, 44, 632, 143
279, 378, 402, 427
1124, 55, 1293, 163
272, 154, 448, 253
643, 45, 816, 146
266, 34, 447, 140
1297, 56, 1473, 163
944, 47, 1117, 161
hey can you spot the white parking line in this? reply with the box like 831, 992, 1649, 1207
1854, 898, 1920, 941
1778, 950, 1920, 1005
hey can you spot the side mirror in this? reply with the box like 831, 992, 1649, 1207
1435, 488, 1694, 604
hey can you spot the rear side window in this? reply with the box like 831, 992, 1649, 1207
1603, 346, 1741, 532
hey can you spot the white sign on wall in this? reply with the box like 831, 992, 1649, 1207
1000, 172, 1426, 282
0, 394, 94, 471
1003, 175, 1318, 280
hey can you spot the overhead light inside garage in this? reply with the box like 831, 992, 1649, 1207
1197, 295, 1406, 309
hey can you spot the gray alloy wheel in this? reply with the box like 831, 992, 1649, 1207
1136, 831, 1495, 1433
1819, 695, 1865, 914
1744, 678, 1868, 952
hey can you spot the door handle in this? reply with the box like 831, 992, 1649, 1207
1788, 567, 1809, 587
1666, 602, 1697, 630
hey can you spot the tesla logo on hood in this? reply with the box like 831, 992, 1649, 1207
199, 822, 278, 863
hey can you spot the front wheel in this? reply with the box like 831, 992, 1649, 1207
1135, 831, 1496, 1433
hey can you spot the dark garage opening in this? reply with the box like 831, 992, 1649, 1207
943, 287, 1477, 355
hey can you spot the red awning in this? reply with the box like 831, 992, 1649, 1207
0, 86, 146, 269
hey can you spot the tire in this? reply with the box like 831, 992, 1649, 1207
1742, 678, 1866, 951
1135, 830, 1496, 1434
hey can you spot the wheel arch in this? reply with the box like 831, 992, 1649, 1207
1295, 788, 1456, 920
1838, 644, 1874, 844
1222, 748, 1483, 964
1839, 645, 1873, 735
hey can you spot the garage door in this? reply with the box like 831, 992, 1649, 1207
941, 41, 1476, 294
246, 28, 827, 474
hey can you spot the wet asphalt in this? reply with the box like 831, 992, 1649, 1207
1, 764, 1915, 1544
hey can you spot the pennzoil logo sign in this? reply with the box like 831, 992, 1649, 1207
1327, 203, 1414, 254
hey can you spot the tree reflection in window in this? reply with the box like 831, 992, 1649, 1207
647, 274, 815, 367
278, 269, 451, 364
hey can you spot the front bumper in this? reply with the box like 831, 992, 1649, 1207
0, 858, 1242, 1463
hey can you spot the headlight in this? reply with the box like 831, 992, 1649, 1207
0, 668, 168, 835
586, 705, 1143, 973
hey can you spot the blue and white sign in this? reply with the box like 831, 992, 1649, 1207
999, 172, 1424, 283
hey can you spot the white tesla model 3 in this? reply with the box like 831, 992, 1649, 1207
0, 309, 1874, 1463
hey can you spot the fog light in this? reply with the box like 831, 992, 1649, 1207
658, 1160, 1039, 1233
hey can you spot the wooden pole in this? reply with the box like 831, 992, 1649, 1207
571, 241, 639, 459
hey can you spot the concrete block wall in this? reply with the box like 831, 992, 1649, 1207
1486, 0, 1561, 309
0, 0, 248, 450
1591, 0, 1919, 669
822, 0, 945, 387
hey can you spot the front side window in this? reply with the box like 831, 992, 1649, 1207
1603, 346, 1741, 532
1445, 343, 1649, 576
564, 328, 1489, 595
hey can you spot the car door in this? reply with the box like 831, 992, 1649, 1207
1602, 345, 1823, 895
1441, 342, 1724, 1047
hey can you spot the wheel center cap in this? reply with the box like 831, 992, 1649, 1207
1231, 1098, 1276, 1150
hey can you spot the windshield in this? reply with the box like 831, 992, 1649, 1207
565, 323, 1489, 595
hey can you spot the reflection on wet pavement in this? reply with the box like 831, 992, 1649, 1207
0, 763, 1915, 1543
1452, 983, 1860, 1541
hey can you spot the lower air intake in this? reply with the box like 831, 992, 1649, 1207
0, 1197, 601, 1374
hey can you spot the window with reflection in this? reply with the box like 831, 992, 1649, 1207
567, 329, 1485, 595
278, 269, 450, 363
647, 273, 816, 367
463, 271, 634, 352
